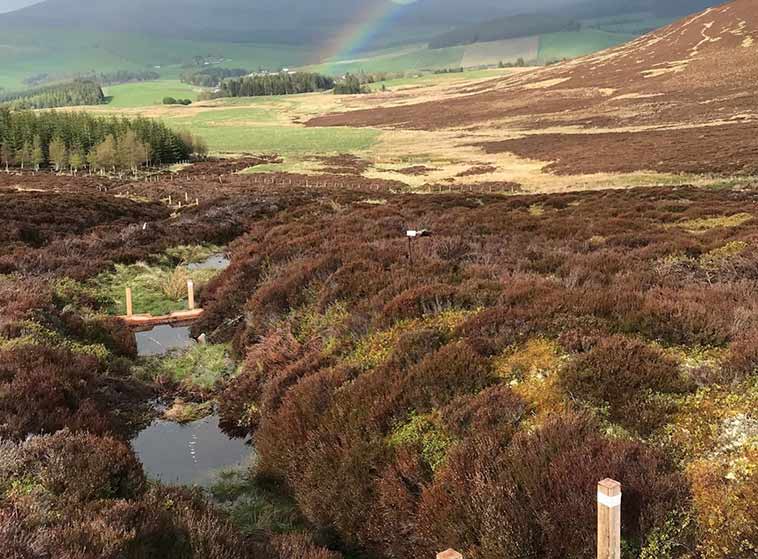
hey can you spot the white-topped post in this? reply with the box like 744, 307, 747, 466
597, 479, 622, 559
436, 549, 463, 559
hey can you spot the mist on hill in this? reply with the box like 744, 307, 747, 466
0, 0, 725, 44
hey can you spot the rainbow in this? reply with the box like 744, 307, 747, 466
319, 0, 408, 64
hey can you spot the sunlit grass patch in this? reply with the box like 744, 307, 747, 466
92, 262, 219, 316
672, 212, 754, 233
347, 308, 478, 370
494, 337, 566, 412
0, 321, 110, 361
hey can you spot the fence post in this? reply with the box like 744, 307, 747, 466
125, 287, 133, 317
436, 550, 462, 559
597, 479, 622, 559
187, 280, 195, 311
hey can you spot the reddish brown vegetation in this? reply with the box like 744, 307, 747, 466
479, 124, 758, 175
456, 165, 497, 177
3, 155, 757, 558
177, 155, 282, 176
189, 184, 758, 557
312, 154, 371, 175
305, 1, 758, 176
0, 431, 272, 559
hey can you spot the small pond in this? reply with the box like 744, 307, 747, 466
136, 325, 196, 356
187, 253, 231, 271
132, 413, 251, 487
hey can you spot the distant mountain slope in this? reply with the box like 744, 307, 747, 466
0, 0, 394, 42
0, 0, 725, 43
308, 0, 758, 176
428, 14, 581, 49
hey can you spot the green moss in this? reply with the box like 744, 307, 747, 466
672, 213, 753, 233
137, 343, 234, 391
0, 321, 110, 361
699, 241, 749, 268
51, 277, 106, 309
289, 297, 350, 348
388, 412, 453, 471
210, 471, 304, 535
347, 308, 477, 370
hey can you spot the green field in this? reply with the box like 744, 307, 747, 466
169, 120, 379, 155
104, 80, 200, 108
0, 26, 309, 90
537, 29, 634, 62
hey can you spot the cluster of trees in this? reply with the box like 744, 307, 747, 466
498, 57, 528, 68
333, 74, 370, 95
0, 109, 207, 173
180, 67, 249, 87
429, 14, 581, 48
218, 72, 335, 98
0, 80, 106, 110
162, 97, 193, 105
433, 67, 465, 74
24, 70, 161, 87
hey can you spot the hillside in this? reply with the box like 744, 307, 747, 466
0, 0, 728, 90
308, 0, 758, 176
428, 14, 581, 49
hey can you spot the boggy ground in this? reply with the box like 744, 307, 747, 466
196, 182, 756, 559
1, 161, 756, 559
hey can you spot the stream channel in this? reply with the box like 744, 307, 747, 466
129, 253, 249, 487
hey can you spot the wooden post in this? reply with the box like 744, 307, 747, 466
436, 550, 462, 559
125, 287, 133, 317
187, 279, 195, 311
597, 479, 622, 559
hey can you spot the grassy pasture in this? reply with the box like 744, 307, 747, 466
104, 80, 200, 108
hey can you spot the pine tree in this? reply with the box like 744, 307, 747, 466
0, 142, 13, 172
17, 142, 31, 170
49, 136, 68, 172
31, 136, 44, 171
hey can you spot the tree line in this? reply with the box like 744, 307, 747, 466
0, 80, 106, 110
24, 70, 161, 88
180, 67, 249, 88
0, 109, 207, 173
213, 72, 335, 98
